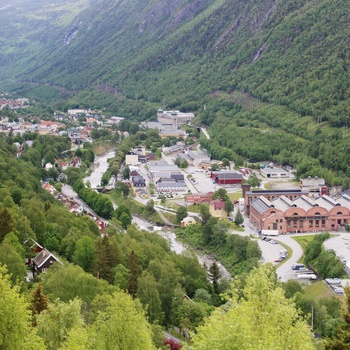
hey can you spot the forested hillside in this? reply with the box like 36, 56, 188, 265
2, 0, 350, 186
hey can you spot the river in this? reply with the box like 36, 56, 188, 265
85, 151, 232, 280
84, 150, 116, 188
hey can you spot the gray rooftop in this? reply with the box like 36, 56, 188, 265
251, 196, 274, 214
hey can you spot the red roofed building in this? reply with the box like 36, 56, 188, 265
211, 171, 243, 185
185, 192, 213, 204
209, 198, 227, 220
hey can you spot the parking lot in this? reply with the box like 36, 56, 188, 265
323, 233, 350, 266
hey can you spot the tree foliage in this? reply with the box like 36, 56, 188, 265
0, 266, 45, 349
190, 264, 315, 350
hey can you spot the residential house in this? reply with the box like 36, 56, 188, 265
132, 176, 146, 187
32, 248, 63, 275
130, 170, 140, 177
42, 182, 56, 195
209, 198, 227, 220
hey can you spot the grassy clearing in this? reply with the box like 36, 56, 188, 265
228, 192, 242, 201
304, 281, 345, 301
92, 142, 115, 156
108, 191, 163, 223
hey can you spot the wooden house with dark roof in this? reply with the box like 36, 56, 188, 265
32, 248, 63, 276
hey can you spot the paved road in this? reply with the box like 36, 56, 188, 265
274, 235, 304, 282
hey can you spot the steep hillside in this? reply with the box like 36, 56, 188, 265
0, 0, 89, 76
2, 0, 350, 186
6, 0, 350, 126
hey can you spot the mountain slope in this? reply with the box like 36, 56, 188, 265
2, 0, 350, 185
8, 0, 349, 128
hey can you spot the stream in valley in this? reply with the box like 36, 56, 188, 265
85, 150, 232, 280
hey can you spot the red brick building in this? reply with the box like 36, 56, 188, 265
250, 194, 350, 234
243, 185, 308, 216
185, 192, 213, 204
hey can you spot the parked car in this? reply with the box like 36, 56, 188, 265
292, 263, 305, 270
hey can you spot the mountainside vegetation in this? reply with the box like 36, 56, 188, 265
2, 0, 350, 186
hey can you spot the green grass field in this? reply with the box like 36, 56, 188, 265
304, 281, 345, 302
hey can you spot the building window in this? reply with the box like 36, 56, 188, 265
309, 220, 313, 227
322, 220, 325, 228
293, 220, 297, 228
300, 220, 303, 228
273, 223, 277, 230
315, 220, 319, 227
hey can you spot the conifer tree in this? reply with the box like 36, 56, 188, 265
234, 209, 244, 226
208, 262, 221, 295
31, 282, 49, 326
127, 250, 141, 297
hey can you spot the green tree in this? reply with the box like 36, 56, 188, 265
93, 237, 120, 283
199, 204, 211, 225
208, 262, 221, 296
234, 209, 244, 226
122, 165, 130, 179
180, 160, 189, 168
247, 173, 261, 188
190, 264, 315, 350
120, 211, 132, 229
31, 282, 49, 326
41, 264, 116, 307
146, 199, 155, 213
176, 206, 188, 224
211, 163, 219, 171
0, 206, 15, 243
90, 292, 156, 350
73, 236, 96, 273
137, 271, 163, 324
202, 216, 217, 245
224, 199, 234, 216
0, 266, 45, 349
36, 298, 85, 350
57, 325, 90, 350
212, 188, 228, 202
222, 158, 230, 168
282, 280, 303, 299
115, 181, 130, 198
127, 250, 141, 297
0, 241, 27, 285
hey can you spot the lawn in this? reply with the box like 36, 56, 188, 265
304, 281, 345, 302
228, 192, 242, 201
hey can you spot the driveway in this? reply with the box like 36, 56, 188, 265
273, 235, 303, 282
